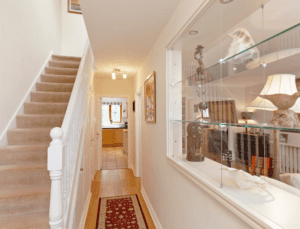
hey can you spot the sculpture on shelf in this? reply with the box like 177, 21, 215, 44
222, 150, 232, 167
224, 28, 260, 65
223, 168, 274, 198
194, 45, 206, 81
249, 92, 300, 127
186, 122, 205, 162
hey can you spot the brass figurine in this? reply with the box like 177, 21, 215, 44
186, 123, 205, 162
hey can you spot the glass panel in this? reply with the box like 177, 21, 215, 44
169, 0, 300, 227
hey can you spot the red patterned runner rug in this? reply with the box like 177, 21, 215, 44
96, 194, 148, 229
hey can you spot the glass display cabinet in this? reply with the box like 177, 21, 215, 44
167, 0, 300, 227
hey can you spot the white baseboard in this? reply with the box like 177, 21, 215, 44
0, 51, 53, 147
79, 191, 92, 229
141, 186, 163, 229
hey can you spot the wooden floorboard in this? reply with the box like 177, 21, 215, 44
84, 169, 156, 229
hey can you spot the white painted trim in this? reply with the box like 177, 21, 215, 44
0, 51, 53, 147
135, 87, 142, 178
167, 157, 282, 229
141, 187, 163, 229
78, 191, 92, 229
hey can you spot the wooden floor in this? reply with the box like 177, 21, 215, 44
84, 169, 156, 229
102, 147, 127, 170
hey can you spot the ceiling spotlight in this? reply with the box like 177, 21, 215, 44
220, 0, 233, 4
189, 30, 198, 35
123, 74, 127, 79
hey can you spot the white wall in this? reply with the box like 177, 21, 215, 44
0, 0, 62, 141
61, 0, 88, 56
136, 0, 252, 228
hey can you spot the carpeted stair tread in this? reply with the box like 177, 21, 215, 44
36, 82, 74, 92
0, 184, 50, 217
0, 163, 49, 187
41, 74, 76, 83
49, 60, 80, 69
0, 145, 48, 165
7, 128, 52, 145
0, 184, 50, 199
45, 67, 78, 76
30, 91, 71, 103
17, 114, 64, 128
24, 102, 68, 114
0, 212, 49, 229
52, 54, 81, 62
0, 163, 47, 172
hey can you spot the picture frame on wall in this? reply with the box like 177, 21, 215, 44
68, 0, 82, 14
144, 71, 156, 123
279, 133, 288, 143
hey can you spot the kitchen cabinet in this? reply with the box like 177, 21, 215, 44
102, 129, 124, 147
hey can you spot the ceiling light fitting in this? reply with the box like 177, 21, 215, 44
189, 30, 198, 35
220, 0, 233, 4
112, 68, 127, 80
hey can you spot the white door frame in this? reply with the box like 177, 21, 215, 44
97, 96, 102, 170
135, 87, 142, 178
99, 95, 131, 168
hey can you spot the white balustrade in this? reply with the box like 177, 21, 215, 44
48, 39, 96, 229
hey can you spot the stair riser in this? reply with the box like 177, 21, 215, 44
41, 75, 76, 83
0, 151, 47, 165
24, 103, 67, 115
0, 194, 49, 217
45, 67, 78, 76
52, 55, 81, 62
36, 83, 73, 92
0, 170, 50, 187
7, 130, 51, 145
49, 60, 80, 69
31, 93, 71, 103
17, 116, 64, 128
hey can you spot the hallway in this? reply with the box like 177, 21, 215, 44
84, 169, 156, 229
102, 147, 127, 170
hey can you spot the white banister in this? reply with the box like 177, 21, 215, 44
48, 127, 64, 229
47, 39, 97, 229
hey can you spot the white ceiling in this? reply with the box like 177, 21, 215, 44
79, 0, 182, 79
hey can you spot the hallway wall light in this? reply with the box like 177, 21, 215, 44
123, 74, 127, 79
112, 72, 116, 80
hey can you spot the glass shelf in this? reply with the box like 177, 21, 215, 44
173, 119, 300, 132
185, 23, 300, 84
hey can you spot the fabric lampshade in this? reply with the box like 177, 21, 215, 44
248, 74, 300, 112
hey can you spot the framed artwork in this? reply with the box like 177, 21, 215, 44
68, 0, 82, 14
144, 71, 156, 123
279, 133, 288, 143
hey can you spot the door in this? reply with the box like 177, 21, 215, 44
115, 129, 123, 144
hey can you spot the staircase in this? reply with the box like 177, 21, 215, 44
0, 55, 81, 229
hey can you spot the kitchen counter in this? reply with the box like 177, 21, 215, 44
102, 127, 127, 129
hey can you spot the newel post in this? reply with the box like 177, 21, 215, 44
47, 127, 64, 229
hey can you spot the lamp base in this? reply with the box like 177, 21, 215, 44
270, 109, 300, 128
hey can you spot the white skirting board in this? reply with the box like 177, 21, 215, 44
0, 51, 53, 147
79, 191, 92, 229
141, 187, 163, 229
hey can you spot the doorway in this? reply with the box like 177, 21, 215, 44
101, 97, 129, 170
